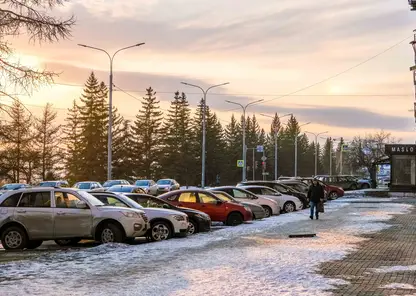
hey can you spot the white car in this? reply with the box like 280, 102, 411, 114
239, 185, 303, 213
134, 180, 158, 195
90, 192, 189, 241
209, 187, 280, 218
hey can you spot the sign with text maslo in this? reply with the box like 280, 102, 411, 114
385, 144, 416, 155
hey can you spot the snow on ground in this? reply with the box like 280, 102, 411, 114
0, 200, 412, 296
371, 265, 416, 273
380, 283, 416, 290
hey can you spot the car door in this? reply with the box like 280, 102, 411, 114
53, 191, 93, 238
14, 191, 54, 239
197, 192, 225, 222
259, 188, 284, 208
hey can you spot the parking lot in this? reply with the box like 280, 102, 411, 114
0, 196, 412, 296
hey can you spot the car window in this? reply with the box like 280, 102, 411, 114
178, 192, 197, 203
106, 196, 128, 207
198, 193, 217, 204
55, 192, 83, 209
233, 189, 249, 198
18, 192, 50, 208
1, 193, 22, 207
246, 187, 262, 195
338, 177, 347, 182
261, 188, 278, 195
274, 184, 288, 193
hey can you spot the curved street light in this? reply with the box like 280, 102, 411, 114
305, 130, 328, 176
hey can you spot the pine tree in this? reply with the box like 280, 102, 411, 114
63, 100, 82, 183
131, 87, 163, 179
322, 138, 336, 175
112, 113, 133, 180
223, 114, 242, 184
34, 103, 62, 180
77, 73, 108, 181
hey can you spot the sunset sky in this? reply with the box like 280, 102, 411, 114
4, 0, 416, 145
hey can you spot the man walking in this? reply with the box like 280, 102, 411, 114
307, 178, 325, 220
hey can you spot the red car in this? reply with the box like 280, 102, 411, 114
159, 189, 252, 226
302, 177, 344, 200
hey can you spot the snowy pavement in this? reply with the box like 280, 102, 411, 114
0, 197, 413, 296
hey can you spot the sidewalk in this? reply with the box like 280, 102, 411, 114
319, 204, 416, 295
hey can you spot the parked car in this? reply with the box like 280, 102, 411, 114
159, 189, 253, 226
102, 180, 130, 188
351, 175, 372, 189
209, 186, 280, 218
237, 181, 309, 208
315, 175, 359, 191
107, 185, 145, 194
156, 179, 180, 194
123, 193, 211, 235
301, 177, 344, 199
72, 181, 103, 191
0, 187, 149, 249
211, 190, 266, 220
89, 191, 189, 241
0, 183, 30, 193
134, 180, 158, 195
277, 180, 309, 194
39, 180, 69, 188
238, 185, 303, 213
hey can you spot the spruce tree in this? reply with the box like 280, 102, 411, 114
78, 73, 108, 181
131, 87, 163, 179
112, 117, 133, 180
223, 114, 242, 184
63, 100, 83, 184
322, 138, 336, 175
34, 103, 62, 180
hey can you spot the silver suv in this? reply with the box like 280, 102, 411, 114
0, 187, 149, 250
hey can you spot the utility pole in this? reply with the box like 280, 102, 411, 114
181, 82, 229, 188
226, 99, 264, 181
78, 42, 145, 180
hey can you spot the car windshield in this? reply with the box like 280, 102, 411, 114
103, 181, 119, 187
77, 191, 105, 206
260, 187, 278, 195
75, 183, 91, 189
157, 180, 171, 185
135, 180, 150, 186
39, 181, 57, 187
214, 192, 233, 202
1, 184, 23, 190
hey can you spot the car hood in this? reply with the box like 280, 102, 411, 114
142, 207, 185, 217
136, 185, 150, 188
177, 206, 207, 215
98, 205, 145, 214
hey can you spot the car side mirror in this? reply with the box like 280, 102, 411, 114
216, 200, 223, 205
76, 201, 88, 209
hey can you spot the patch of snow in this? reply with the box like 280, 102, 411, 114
372, 265, 416, 273
381, 283, 416, 289
0, 200, 412, 296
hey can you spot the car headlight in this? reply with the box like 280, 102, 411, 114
120, 211, 140, 218
172, 215, 186, 221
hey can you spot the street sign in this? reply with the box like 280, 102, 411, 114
261, 156, 267, 161
256, 145, 264, 152
342, 144, 349, 152
237, 160, 244, 167
262, 172, 269, 175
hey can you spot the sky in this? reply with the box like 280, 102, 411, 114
3, 0, 416, 145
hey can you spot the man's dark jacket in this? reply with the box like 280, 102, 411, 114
307, 184, 325, 203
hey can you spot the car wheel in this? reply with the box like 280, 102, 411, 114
26, 240, 43, 249
297, 202, 304, 210
150, 221, 172, 241
350, 184, 358, 190
99, 223, 124, 244
283, 201, 296, 213
226, 212, 243, 226
1, 226, 27, 250
361, 183, 370, 189
262, 206, 272, 218
187, 220, 198, 235
54, 238, 81, 246
329, 191, 338, 199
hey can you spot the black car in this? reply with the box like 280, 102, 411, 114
237, 180, 309, 208
124, 193, 211, 235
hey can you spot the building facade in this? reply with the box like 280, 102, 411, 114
385, 144, 416, 191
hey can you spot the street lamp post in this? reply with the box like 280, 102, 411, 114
181, 82, 229, 188
260, 113, 292, 180
305, 131, 328, 176
78, 43, 145, 180
225, 99, 264, 182
294, 122, 311, 177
